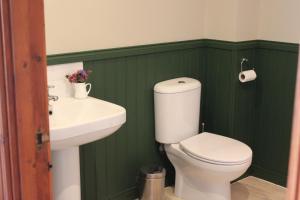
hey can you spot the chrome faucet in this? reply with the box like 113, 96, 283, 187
48, 85, 58, 115
48, 85, 59, 101
49, 95, 59, 101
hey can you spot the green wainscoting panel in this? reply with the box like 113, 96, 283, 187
232, 47, 257, 147
80, 47, 205, 200
203, 41, 257, 147
47, 39, 298, 199
252, 46, 298, 185
204, 47, 235, 136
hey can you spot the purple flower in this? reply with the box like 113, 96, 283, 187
66, 69, 92, 83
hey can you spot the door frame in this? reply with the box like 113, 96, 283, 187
0, 0, 300, 199
287, 51, 300, 200
0, 0, 52, 199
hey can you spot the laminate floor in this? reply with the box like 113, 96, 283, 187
164, 176, 286, 200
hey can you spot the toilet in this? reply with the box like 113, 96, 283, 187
154, 77, 252, 200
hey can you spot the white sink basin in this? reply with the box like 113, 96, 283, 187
49, 96, 126, 200
50, 97, 126, 150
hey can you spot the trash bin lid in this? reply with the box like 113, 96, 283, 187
140, 165, 166, 179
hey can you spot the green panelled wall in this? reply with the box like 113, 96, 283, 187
252, 43, 298, 185
202, 41, 298, 186
80, 47, 205, 200
47, 39, 298, 199
204, 41, 257, 147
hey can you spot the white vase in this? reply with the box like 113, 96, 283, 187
73, 83, 91, 99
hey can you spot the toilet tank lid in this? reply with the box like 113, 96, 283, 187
154, 77, 201, 94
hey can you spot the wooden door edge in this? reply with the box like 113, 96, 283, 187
287, 51, 300, 199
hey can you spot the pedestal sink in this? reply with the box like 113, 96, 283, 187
49, 97, 126, 200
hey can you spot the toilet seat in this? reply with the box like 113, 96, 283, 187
179, 132, 252, 165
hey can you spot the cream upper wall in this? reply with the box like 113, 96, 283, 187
45, 0, 205, 54
258, 0, 300, 43
45, 0, 300, 54
236, 0, 259, 41
203, 0, 239, 41
204, 0, 300, 43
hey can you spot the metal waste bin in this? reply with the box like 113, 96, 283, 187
138, 165, 166, 200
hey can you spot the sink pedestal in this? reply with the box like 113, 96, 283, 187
48, 64, 126, 200
52, 147, 81, 200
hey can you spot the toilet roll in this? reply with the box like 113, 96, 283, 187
239, 70, 257, 83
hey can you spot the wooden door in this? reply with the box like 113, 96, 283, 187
287, 51, 300, 200
0, 0, 52, 199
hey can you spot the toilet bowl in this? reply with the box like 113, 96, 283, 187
165, 133, 252, 200
154, 77, 253, 200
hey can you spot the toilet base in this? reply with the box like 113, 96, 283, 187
164, 144, 251, 200
174, 172, 231, 200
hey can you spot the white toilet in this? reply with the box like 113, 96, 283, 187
154, 77, 252, 200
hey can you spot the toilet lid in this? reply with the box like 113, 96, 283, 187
179, 132, 252, 165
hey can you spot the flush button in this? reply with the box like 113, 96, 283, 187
178, 80, 186, 84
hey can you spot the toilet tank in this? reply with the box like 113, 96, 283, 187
154, 77, 201, 144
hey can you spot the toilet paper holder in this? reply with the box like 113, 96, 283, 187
239, 58, 257, 83
240, 58, 255, 72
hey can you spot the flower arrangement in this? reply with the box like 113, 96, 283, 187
66, 69, 92, 83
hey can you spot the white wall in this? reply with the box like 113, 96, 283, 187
204, 0, 239, 41
44, 0, 300, 54
258, 0, 300, 43
204, 0, 300, 42
236, 0, 259, 41
45, 0, 205, 54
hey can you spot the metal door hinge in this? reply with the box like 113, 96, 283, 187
48, 162, 53, 170
36, 130, 49, 150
